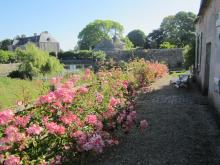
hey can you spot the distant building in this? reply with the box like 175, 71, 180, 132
94, 36, 126, 52
9, 31, 60, 55
195, 0, 220, 112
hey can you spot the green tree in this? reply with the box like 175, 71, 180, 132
183, 42, 195, 68
17, 44, 63, 78
0, 39, 12, 51
127, 30, 146, 48
160, 11, 196, 47
78, 20, 124, 50
146, 29, 165, 49
160, 42, 176, 49
0, 50, 17, 63
122, 37, 134, 50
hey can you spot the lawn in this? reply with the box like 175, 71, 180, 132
0, 77, 49, 109
169, 70, 189, 77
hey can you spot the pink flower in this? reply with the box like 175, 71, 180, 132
123, 80, 129, 89
0, 145, 11, 151
95, 121, 103, 131
50, 155, 62, 164
55, 87, 75, 103
129, 111, 137, 120
106, 139, 119, 146
70, 130, 87, 145
85, 115, 98, 125
85, 68, 91, 76
78, 86, 89, 94
26, 124, 43, 135
42, 116, 49, 123
70, 75, 80, 84
117, 111, 126, 124
140, 120, 148, 132
77, 108, 84, 114
109, 97, 120, 107
60, 112, 79, 125
82, 134, 105, 153
63, 81, 74, 89
15, 115, 30, 128
103, 106, 116, 119
0, 110, 14, 125
4, 155, 20, 165
16, 101, 23, 106
4, 126, 25, 143
96, 93, 104, 103
45, 122, 65, 135
50, 77, 61, 86
37, 92, 56, 104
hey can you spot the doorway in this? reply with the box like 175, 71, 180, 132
204, 42, 212, 95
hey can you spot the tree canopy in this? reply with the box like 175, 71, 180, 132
127, 30, 146, 48
146, 11, 196, 49
78, 20, 124, 50
0, 39, 12, 51
146, 29, 165, 49
160, 11, 196, 47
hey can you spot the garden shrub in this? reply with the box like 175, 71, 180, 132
0, 59, 168, 164
160, 42, 176, 49
58, 50, 106, 61
126, 59, 168, 87
8, 70, 32, 80
0, 50, 18, 63
183, 43, 195, 68
16, 44, 64, 79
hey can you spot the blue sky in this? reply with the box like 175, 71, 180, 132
0, 0, 201, 50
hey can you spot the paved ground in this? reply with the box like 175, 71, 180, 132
87, 76, 220, 165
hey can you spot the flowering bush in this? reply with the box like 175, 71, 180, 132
126, 59, 168, 87
0, 60, 168, 164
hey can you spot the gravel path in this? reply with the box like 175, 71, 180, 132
87, 76, 220, 165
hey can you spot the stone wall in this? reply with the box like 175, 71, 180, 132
0, 63, 20, 76
105, 48, 184, 69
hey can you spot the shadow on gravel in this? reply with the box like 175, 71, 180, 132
81, 81, 220, 165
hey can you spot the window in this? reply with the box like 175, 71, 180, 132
199, 32, 203, 69
196, 32, 203, 71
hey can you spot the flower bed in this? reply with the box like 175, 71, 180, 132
0, 59, 168, 164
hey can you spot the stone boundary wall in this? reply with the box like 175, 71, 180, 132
105, 48, 184, 69
0, 63, 20, 76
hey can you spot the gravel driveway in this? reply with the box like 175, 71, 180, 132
86, 76, 220, 165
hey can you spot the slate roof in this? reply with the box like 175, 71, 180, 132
12, 36, 40, 46
12, 32, 58, 47
198, 0, 211, 16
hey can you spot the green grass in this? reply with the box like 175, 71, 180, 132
169, 70, 188, 78
0, 77, 49, 109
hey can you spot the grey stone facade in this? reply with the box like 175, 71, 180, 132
105, 48, 183, 69
9, 31, 60, 54
94, 36, 126, 51
195, 0, 220, 113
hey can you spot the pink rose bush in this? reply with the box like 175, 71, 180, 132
0, 60, 167, 164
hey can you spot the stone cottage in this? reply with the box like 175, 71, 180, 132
9, 31, 60, 55
195, 0, 220, 112
94, 36, 126, 52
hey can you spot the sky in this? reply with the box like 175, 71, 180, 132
0, 0, 201, 50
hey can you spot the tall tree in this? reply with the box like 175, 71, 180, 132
160, 11, 196, 47
0, 39, 12, 51
127, 30, 146, 48
146, 29, 165, 49
78, 20, 124, 50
